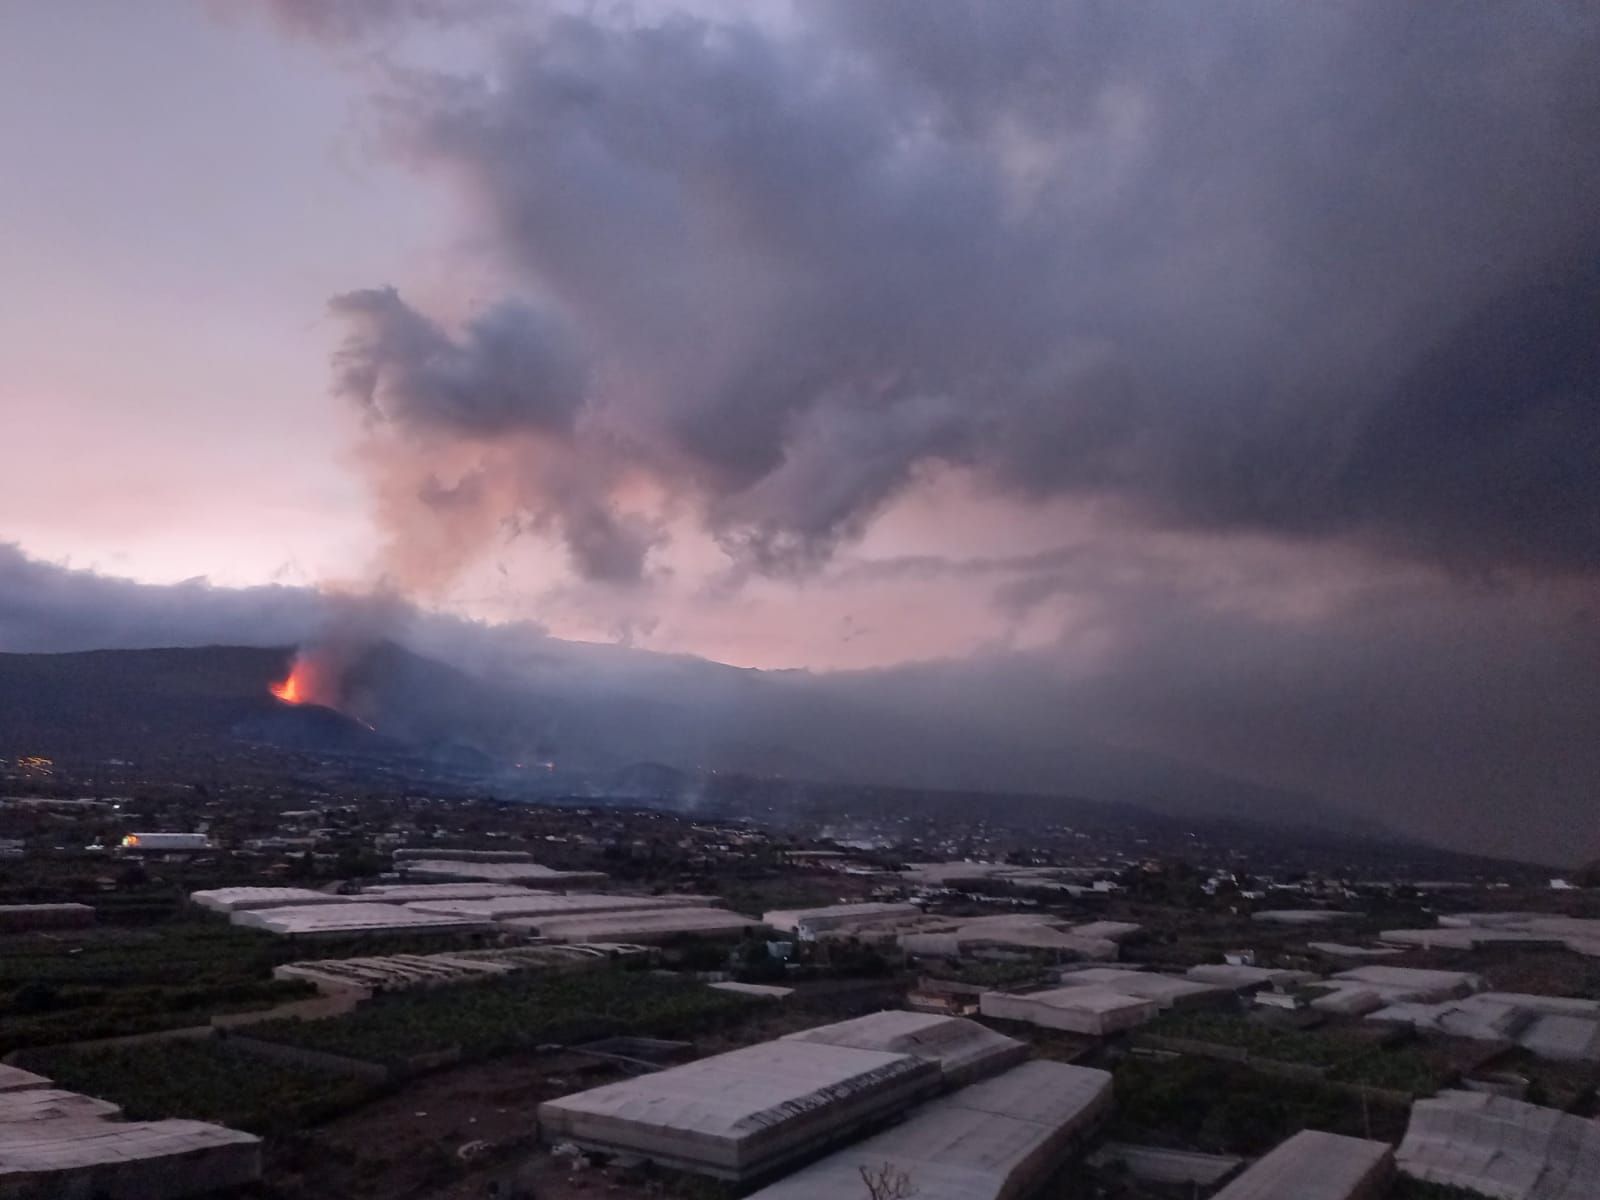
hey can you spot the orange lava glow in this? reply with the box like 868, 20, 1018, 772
269, 668, 306, 704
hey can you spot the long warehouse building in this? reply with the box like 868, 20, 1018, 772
1211, 1130, 1392, 1200
538, 1039, 942, 1181
746, 1060, 1113, 1200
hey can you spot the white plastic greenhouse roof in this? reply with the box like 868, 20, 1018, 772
1211, 1129, 1392, 1200
1399, 1090, 1600, 1200
0, 1065, 51, 1093
1333, 965, 1483, 997
0, 1116, 260, 1175
517, 906, 761, 942
358, 882, 542, 901
0, 1089, 120, 1123
538, 1039, 942, 1178
400, 860, 608, 885
405, 892, 709, 921
231, 901, 488, 936
190, 886, 352, 913
745, 1060, 1113, 1200
1060, 969, 1224, 1006
780, 1010, 1026, 1084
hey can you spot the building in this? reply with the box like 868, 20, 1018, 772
357, 882, 540, 902
538, 1040, 943, 1180
744, 1061, 1114, 1200
0, 1068, 259, 1199
1252, 910, 1358, 925
397, 859, 609, 888
274, 952, 526, 994
405, 892, 710, 925
762, 902, 921, 940
900, 914, 1121, 961
515, 907, 762, 944
1368, 992, 1600, 1062
780, 1011, 1027, 1087
1184, 964, 1317, 993
0, 903, 93, 933
980, 985, 1161, 1035
119, 832, 211, 852
1399, 1090, 1600, 1200
229, 902, 489, 937
189, 887, 351, 914
1330, 965, 1483, 1003
1057, 968, 1227, 1012
1210, 1129, 1392, 1200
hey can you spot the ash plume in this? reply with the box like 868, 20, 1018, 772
307, 1, 1599, 592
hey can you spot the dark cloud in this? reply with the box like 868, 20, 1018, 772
0, 543, 326, 652
317, 1, 1600, 581
331, 287, 587, 438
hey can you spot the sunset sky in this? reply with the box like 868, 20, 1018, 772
3, 1, 1598, 858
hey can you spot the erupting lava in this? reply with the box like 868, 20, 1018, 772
268, 669, 305, 704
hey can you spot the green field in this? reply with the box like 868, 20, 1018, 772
1146, 1011, 1453, 1094
1110, 1054, 1412, 1154
243, 968, 754, 1065
24, 1039, 377, 1133
0, 920, 495, 1052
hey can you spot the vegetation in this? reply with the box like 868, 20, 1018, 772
1145, 1012, 1452, 1094
1109, 1054, 1411, 1154
0, 920, 493, 1053
244, 968, 753, 1065
24, 1039, 377, 1133
1388, 1180, 1497, 1200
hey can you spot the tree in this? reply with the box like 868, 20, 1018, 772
859, 1163, 915, 1200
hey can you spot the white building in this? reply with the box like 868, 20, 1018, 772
745, 1061, 1113, 1200
762, 902, 921, 940
1211, 1129, 1392, 1200
980, 985, 1160, 1035
538, 1039, 942, 1180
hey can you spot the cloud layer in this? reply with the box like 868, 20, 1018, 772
313, 1, 1598, 587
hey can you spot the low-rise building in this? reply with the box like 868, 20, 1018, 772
1399, 1090, 1600, 1200
516, 907, 762, 944
744, 1061, 1114, 1200
780, 1011, 1027, 1087
0, 1069, 259, 1199
980, 985, 1161, 1035
190, 887, 350, 914
230, 902, 489, 937
538, 1039, 943, 1181
1210, 1129, 1392, 1200
762, 902, 921, 939
1057, 968, 1227, 1012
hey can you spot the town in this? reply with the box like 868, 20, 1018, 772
0, 753, 1591, 1199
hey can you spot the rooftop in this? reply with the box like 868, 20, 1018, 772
1399, 1090, 1600, 1200
231, 901, 488, 936
517, 906, 762, 943
746, 1061, 1113, 1200
189, 887, 351, 913
1211, 1129, 1392, 1200
780, 1010, 1027, 1085
538, 1039, 942, 1179
406, 892, 709, 922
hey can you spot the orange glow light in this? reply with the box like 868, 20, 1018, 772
270, 670, 303, 704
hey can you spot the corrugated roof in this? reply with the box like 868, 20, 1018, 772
746, 1061, 1112, 1200
1211, 1130, 1392, 1200
1399, 1091, 1600, 1200
781, 1011, 1026, 1084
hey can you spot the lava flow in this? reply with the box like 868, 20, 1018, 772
269, 669, 304, 704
